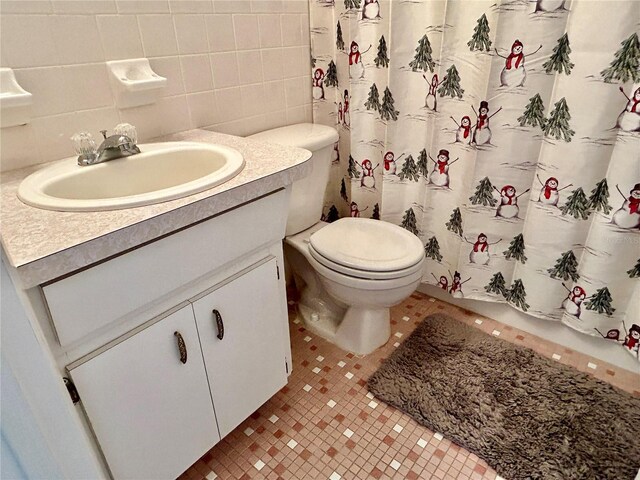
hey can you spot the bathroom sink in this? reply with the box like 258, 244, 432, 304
17, 142, 245, 211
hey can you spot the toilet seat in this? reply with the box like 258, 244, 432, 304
309, 218, 425, 278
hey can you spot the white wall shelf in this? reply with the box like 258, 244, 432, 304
0, 68, 33, 128
106, 58, 167, 109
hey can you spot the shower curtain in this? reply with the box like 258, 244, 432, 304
309, 0, 640, 362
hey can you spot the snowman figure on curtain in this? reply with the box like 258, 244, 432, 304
612, 183, 640, 229
357, 158, 379, 188
382, 151, 403, 175
495, 40, 542, 87
350, 201, 368, 217
493, 185, 529, 219
362, 0, 381, 20
450, 115, 472, 143
312, 68, 325, 100
343, 90, 351, 127
465, 233, 502, 265
431, 273, 449, 291
616, 86, 640, 132
623, 323, 640, 357
348, 41, 370, 79
428, 149, 458, 187
448, 270, 471, 298
562, 284, 586, 317
423, 74, 445, 112
471, 101, 502, 145
536, 175, 573, 207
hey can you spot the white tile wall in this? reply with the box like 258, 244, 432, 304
0, 0, 312, 172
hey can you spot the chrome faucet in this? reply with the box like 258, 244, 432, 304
72, 124, 141, 166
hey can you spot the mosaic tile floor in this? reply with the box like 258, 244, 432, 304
179, 291, 640, 480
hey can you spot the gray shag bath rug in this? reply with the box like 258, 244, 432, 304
368, 314, 640, 480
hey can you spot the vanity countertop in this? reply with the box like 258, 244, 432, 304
1, 129, 311, 287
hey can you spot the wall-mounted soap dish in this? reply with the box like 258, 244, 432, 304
106, 58, 167, 109
0, 68, 33, 128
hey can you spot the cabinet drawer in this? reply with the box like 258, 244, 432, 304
42, 189, 288, 347
69, 305, 219, 480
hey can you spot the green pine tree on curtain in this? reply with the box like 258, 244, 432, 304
561, 188, 591, 220
365, 83, 381, 111
469, 177, 497, 206
336, 21, 345, 51
401, 208, 419, 235
584, 287, 616, 315
588, 179, 612, 214
518, 94, 546, 129
424, 236, 442, 262
543, 97, 574, 142
409, 34, 435, 72
548, 250, 579, 281
601, 33, 640, 83
446, 208, 463, 236
380, 87, 399, 121
485, 272, 507, 296
467, 14, 491, 52
437, 65, 464, 99
398, 155, 419, 182
375, 36, 389, 68
543, 34, 574, 75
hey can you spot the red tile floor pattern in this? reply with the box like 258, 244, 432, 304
179, 292, 640, 480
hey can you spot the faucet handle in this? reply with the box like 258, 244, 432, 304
100, 129, 108, 140
71, 132, 97, 156
71, 132, 97, 165
114, 123, 137, 145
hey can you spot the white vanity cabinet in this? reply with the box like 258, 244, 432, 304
69, 305, 219, 480
192, 257, 287, 438
68, 257, 289, 479
53, 189, 293, 479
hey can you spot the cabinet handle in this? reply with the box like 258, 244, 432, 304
213, 309, 224, 340
174, 331, 187, 364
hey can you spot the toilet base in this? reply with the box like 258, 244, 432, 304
297, 297, 391, 356
335, 306, 391, 355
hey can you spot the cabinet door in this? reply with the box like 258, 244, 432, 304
192, 258, 288, 438
69, 306, 219, 480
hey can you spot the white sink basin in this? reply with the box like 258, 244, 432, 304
18, 142, 245, 212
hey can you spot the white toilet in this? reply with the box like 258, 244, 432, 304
249, 123, 425, 355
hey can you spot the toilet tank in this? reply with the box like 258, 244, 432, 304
248, 123, 339, 236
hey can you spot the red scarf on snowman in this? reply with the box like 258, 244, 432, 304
474, 236, 488, 252
501, 186, 515, 205
436, 150, 449, 174
629, 196, 640, 214
429, 75, 438, 96
383, 152, 394, 171
461, 116, 471, 138
569, 287, 586, 304
629, 91, 639, 112
313, 69, 324, 87
543, 177, 558, 199
361, 161, 373, 176
349, 42, 360, 65
506, 40, 524, 70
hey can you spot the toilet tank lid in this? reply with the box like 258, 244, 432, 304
248, 123, 339, 151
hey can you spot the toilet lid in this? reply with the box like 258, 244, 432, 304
308, 243, 424, 280
309, 218, 425, 272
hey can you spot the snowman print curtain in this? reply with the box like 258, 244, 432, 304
309, 0, 640, 362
